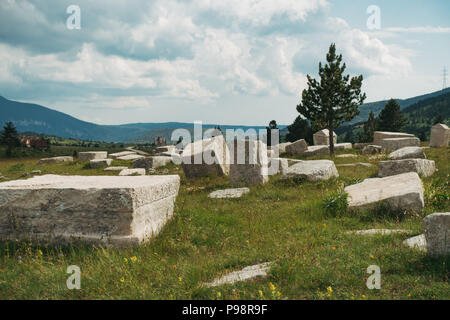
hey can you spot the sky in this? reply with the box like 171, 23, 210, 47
0, 0, 449, 126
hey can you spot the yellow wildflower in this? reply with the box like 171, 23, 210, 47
130, 256, 137, 262
123, 257, 128, 263
258, 290, 263, 297
38, 250, 43, 256
217, 292, 221, 298
120, 277, 125, 283
370, 255, 375, 259
178, 277, 183, 282
332, 246, 336, 250
269, 282, 276, 291
327, 286, 333, 294
277, 291, 281, 297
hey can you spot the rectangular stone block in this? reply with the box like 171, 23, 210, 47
373, 131, 415, 145
0, 174, 180, 246
38, 156, 73, 165
345, 172, 424, 212
229, 139, 268, 186
313, 129, 337, 145
78, 152, 108, 161
378, 159, 435, 177
423, 212, 450, 257
181, 135, 230, 179
90, 159, 113, 168
380, 137, 420, 151
109, 151, 137, 159
430, 123, 449, 148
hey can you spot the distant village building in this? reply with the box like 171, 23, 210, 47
20, 136, 48, 150
153, 136, 166, 146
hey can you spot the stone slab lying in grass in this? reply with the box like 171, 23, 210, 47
208, 188, 250, 199
336, 162, 373, 168
116, 154, 145, 161
378, 159, 435, 177
336, 154, 357, 158
302, 145, 329, 157
38, 156, 73, 165
344, 172, 424, 212
388, 147, 426, 160
119, 168, 146, 176
104, 166, 128, 171
109, 151, 136, 159
204, 262, 272, 287
334, 143, 352, 150
423, 212, 450, 257
282, 160, 339, 182
90, 159, 112, 168
373, 131, 415, 145
380, 137, 420, 151
403, 234, 426, 252
78, 152, 108, 161
348, 229, 411, 235
0, 174, 180, 246
132, 156, 172, 170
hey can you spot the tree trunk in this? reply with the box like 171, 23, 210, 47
329, 124, 334, 155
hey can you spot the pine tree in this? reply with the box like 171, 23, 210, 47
361, 111, 378, 142
1, 121, 21, 157
296, 44, 366, 154
378, 99, 407, 132
286, 116, 313, 145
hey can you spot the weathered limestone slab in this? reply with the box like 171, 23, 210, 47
336, 154, 357, 158
430, 123, 449, 147
119, 168, 146, 176
132, 156, 172, 171
0, 174, 180, 246
181, 135, 230, 179
38, 156, 73, 165
403, 234, 426, 252
282, 160, 339, 182
336, 162, 374, 168
302, 145, 329, 157
388, 147, 426, 160
104, 166, 128, 171
362, 145, 382, 154
285, 139, 307, 155
313, 129, 337, 145
109, 151, 136, 159
373, 131, 415, 145
348, 229, 411, 235
378, 159, 435, 177
345, 172, 424, 212
423, 212, 450, 256
208, 188, 250, 199
380, 137, 420, 151
78, 152, 108, 161
229, 139, 268, 186
334, 143, 352, 150
268, 158, 288, 175
204, 262, 272, 287
116, 154, 145, 161
90, 159, 112, 168
31, 170, 42, 175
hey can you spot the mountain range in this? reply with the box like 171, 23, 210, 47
1, 87, 449, 143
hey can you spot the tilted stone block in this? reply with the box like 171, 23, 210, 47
378, 159, 435, 177
282, 160, 338, 182
345, 172, 424, 212
388, 147, 426, 160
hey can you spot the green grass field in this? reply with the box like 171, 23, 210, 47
0, 146, 448, 299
